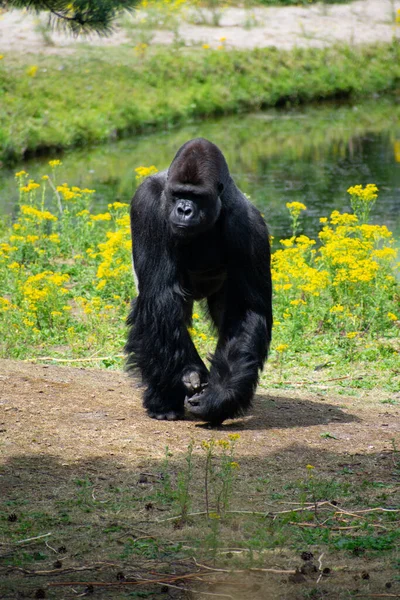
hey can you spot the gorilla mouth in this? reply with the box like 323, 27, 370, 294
170, 222, 200, 237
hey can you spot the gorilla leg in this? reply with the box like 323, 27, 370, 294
126, 293, 208, 420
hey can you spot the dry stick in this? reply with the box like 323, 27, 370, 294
25, 355, 124, 363
316, 553, 324, 584
263, 374, 365, 387
47, 176, 63, 215
194, 560, 296, 575
16, 532, 52, 544
157, 504, 331, 523
289, 522, 390, 531
354, 595, 400, 599
48, 571, 211, 587
10, 563, 117, 577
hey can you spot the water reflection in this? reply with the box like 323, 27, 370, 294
1, 98, 399, 242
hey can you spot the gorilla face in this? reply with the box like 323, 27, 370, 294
166, 185, 222, 239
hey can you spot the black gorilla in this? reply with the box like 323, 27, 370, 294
125, 138, 272, 425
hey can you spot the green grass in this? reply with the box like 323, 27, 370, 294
1, 42, 400, 164
1, 441, 399, 598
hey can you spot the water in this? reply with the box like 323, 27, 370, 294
1, 97, 399, 244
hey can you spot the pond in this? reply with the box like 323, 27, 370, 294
1, 96, 399, 244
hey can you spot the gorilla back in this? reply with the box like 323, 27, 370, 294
125, 138, 272, 425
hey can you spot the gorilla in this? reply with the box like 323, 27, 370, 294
125, 138, 272, 425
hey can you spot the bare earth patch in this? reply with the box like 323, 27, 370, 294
0, 0, 398, 54
1, 359, 399, 598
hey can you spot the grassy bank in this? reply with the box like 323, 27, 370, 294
1, 42, 400, 165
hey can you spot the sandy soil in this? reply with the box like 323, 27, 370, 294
1, 358, 398, 470
0, 0, 398, 54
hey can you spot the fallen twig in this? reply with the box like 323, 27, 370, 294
263, 374, 366, 387
48, 570, 211, 587
194, 560, 296, 575
9, 563, 116, 577
354, 595, 400, 598
16, 533, 52, 545
316, 553, 324, 584
289, 522, 389, 531
25, 355, 124, 363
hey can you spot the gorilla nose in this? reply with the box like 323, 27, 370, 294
176, 201, 194, 220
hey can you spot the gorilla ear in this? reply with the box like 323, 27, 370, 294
218, 182, 224, 195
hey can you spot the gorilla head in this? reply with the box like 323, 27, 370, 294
164, 138, 225, 239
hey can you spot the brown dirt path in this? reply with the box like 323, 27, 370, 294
1, 358, 398, 470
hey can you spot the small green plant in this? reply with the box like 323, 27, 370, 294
201, 434, 240, 517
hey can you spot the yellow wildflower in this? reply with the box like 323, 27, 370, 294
275, 344, 289, 353
27, 65, 38, 77
135, 165, 158, 180
286, 201, 307, 216
90, 212, 111, 222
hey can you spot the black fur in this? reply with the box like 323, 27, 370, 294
125, 138, 272, 425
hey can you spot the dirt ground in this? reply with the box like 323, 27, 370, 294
1, 359, 399, 598
1, 358, 399, 463
0, 0, 398, 54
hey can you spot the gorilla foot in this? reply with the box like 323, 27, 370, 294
147, 410, 184, 421
182, 370, 208, 396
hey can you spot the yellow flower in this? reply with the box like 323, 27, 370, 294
20, 205, 57, 221
27, 65, 38, 77
306, 464, 315, 470
330, 304, 344, 313
21, 181, 40, 193
347, 184, 378, 202
346, 331, 358, 339
108, 202, 129, 210
275, 344, 289, 353
230, 462, 240, 469
290, 299, 306, 306
387, 312, 398, 321
202, 44, 210, 49
228, 434, 240, 441
0, 298, 12, 312
135, 165, 158, 180
217, 439, 230, 449
15, 170, 27, 178
49, 159, 62, 167
8, 262, 21, 271
286, 201, 307, 216
90, 212, 111, 222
